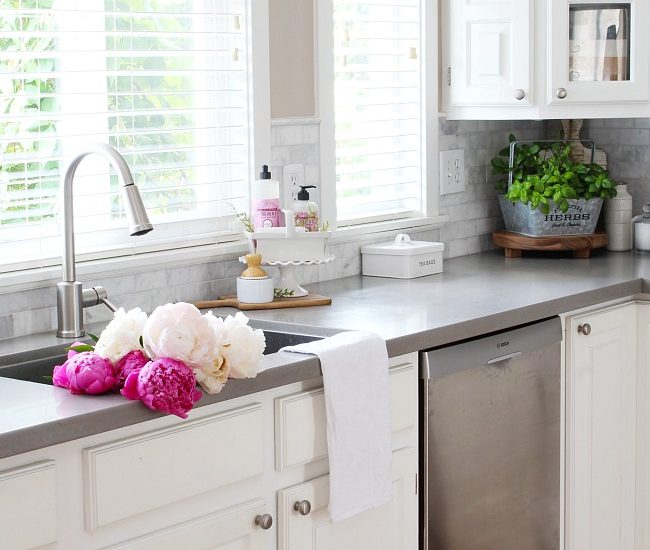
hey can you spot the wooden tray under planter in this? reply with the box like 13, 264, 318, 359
493, 231, 608, 259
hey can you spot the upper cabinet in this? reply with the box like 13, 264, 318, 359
442, 0, 650, 119
444, 0, 533, 108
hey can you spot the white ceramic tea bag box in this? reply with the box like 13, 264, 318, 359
361, 234, 444, 279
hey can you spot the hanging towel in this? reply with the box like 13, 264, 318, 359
281, 331, 392, 522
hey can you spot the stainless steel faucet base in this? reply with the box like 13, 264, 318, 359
56, 281, 85, 338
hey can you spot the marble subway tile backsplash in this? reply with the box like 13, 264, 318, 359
438, 119, 547, 257
568, 119, 650, 215
0, 116, 549, 341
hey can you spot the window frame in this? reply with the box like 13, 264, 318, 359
316, 0, 443, 233
0, 0, 271, 280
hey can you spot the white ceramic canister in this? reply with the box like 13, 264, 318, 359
236, 276, 274, 303
605, 184, 633, 251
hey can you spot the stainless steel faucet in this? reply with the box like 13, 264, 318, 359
56, 142, 153, 338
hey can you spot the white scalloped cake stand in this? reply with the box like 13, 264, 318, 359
239, 255, 335, 298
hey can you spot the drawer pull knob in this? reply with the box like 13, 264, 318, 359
556, 87, 568, 99
255, 514, 273, 530
514, 88, 526, 100
578, 323, 591, 335
294, 500, 312, 516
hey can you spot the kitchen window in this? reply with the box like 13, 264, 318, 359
0, 0, 270, 273
318, 0, 438, 230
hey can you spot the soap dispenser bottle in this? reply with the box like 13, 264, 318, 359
251, 165, 281, 229
293, 185, 319, 232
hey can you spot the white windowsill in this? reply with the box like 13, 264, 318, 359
0, 215, 448, 294
331, 215, 448, 243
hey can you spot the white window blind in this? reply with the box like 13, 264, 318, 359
332, 0, 423, 225
0, 0, 254, 271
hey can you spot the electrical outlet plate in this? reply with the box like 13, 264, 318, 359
282, 163, 305, 208
439, 149, 466, 195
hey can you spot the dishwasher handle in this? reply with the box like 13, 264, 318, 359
487, 351, 523, 365
420, 317, 562, 380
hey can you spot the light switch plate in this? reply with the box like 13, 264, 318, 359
439, 149, 466, 195
282, 163, 305, 208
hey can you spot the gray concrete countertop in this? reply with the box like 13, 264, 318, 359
232, 251, 649, 355
1, 250, 648, 459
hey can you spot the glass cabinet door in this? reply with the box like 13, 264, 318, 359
569, 4, 630, 83
548, 0, 648, 104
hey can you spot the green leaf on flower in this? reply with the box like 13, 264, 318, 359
65, 344, 95, 353
139, 335, 144, 348
42, 375, 53, 382
88, 333, 100, 343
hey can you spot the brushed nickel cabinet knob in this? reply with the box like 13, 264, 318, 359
255, 514, 273, 530
294, 500, 312, 516
578, 323, 591, 335
514, 88, 526, 100
556, 87, 568, 99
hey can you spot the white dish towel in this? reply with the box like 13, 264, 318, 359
281, 331, 392, 523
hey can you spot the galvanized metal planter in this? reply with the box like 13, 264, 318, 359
498, 194, 603, 236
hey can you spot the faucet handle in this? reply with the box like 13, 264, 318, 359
82, 286, 117, 312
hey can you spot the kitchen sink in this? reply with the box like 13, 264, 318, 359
0, 330, 321, 386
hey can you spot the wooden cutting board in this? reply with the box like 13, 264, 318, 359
193, 293, 332, 311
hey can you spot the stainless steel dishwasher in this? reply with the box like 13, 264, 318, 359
420, 317, 562, 550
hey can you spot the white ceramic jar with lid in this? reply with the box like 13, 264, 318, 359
632, 203, 650, 253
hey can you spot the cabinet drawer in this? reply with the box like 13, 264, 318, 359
105, 499, 267, 550
0, 460, 57, 550
84, 403, 264, 530
275, 362, 417, 470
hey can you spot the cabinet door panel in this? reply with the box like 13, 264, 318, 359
277, 447, 417, 550
84, 403, 264, 529
548, 0, 649, 104
567, 303, 636, 550
636, 304, 650, 550
0, 461, 57, 550
447, 0, 532, 106
105, 499, 268, 550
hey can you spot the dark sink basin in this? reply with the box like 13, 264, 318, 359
0, 330, 321, 386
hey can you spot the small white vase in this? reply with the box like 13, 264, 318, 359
605, 184, 633, 251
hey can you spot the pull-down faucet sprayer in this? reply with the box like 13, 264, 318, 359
56, 142, 153, 338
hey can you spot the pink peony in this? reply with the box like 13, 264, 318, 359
52, 363, 70, 388
115, 349, 149, 388
121, 357, 202, 419
67, 341, 88, 360
53, 352, 117, 395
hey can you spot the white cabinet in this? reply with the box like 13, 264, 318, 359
565, 301, 650, 550
276, 447, 417, 550
547, 0, 649, 106
443, 0, 532, 108
0, 461, 57, 550
0, 353, 419, 550
566, 303, 637, 550
442, 0, 650, 119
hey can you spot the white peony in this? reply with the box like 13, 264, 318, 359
193, 311, 231, 394
193, 355, 230, 394
94, 307, 148, 364
222, 312, 266, 379
143, 302, 215, 370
